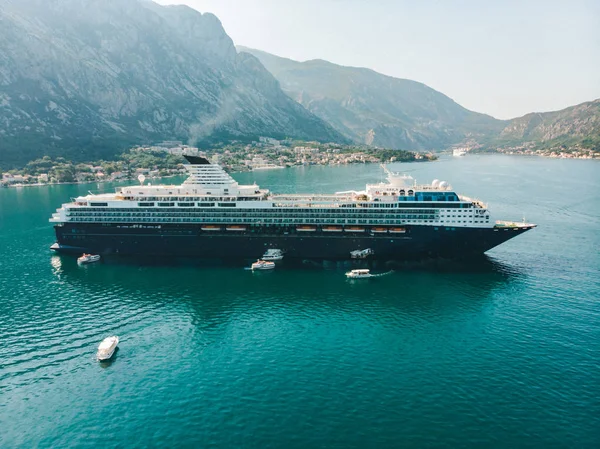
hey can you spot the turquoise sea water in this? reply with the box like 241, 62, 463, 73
1, 155, 599, 448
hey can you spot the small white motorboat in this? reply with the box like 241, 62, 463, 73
77, 253, 101, 265
262, 248, 284, 261
97, 336, 119, 361
345, 269, 373, 279
350, 248, 374, 259
251, 259, 276, 270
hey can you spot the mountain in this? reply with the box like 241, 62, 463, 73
0, 0, 344, 168
493, 99, 600, 151
237, 46, 505, 151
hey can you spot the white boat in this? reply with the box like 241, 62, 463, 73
77, 253, 101, 265
350, 248, 374, 259
453, 148, 467, 157
345, 269, 373, 279
97, 336, 119, 361
262, 249, 284, 261
251, 259, 276, 270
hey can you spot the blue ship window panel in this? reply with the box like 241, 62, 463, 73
138, 202, 154, 207
90, 202, 108, 207
219, 203, 236, 208
158, 202, 174, 207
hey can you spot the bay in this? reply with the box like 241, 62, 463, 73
1, 155, 599, 448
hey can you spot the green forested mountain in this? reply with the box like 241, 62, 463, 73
0, 0, 344, 168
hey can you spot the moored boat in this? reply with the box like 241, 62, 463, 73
322, 226, 343, 232
77, 253, 101, 265
251, 259, 276, 270
350, 248, 374, 259
262, 249, 284, 261
389, 227, 406, 234
97, 336, 119, 361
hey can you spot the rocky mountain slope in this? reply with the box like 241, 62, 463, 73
493, 99, 600, 151
238, 46, 505, 151
0, 0, 343, 167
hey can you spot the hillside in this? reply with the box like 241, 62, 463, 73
492, 99, 600, 151
0, 0, 343, 168
237, 46, 505, 151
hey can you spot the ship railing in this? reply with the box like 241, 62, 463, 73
459, 195, 487, 209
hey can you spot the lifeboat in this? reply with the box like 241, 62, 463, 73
226, 225, 247, 231
389, 227, 406, 234
201, 225, 221, 231
322, 226, 343, 232
371, 227, 388, 233
297, 226, 317, 232
344, 226, 365, 232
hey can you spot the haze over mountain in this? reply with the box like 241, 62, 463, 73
238, 46, 505, 151
239, 46, 600, 152
0, 0, 343, 167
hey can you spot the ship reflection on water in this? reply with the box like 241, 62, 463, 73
49, 251, 527, 327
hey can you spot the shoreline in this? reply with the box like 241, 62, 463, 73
3, 153, 598, 189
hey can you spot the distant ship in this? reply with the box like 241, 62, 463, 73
453, 148, 468, 157
252, 163, 285, 171
249, 157, 284, 171
50, 155, 536, 261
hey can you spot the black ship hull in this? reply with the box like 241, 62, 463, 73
52, 223, 534, 261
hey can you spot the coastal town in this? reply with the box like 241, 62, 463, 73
3, 135, 597, 188
1, 138, 436, 187
484, 144, 599, 159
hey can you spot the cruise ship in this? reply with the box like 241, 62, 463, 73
49, 155, 536, 261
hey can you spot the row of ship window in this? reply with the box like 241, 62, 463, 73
71, 207, 452, 215
90, 201, 473, 209
67, 212, 438, 220
68, 217, 437, 225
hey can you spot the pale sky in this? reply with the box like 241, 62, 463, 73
155, 0, 600, 119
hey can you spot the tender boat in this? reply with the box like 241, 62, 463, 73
77, 253, 101, 265
251, 259, 276, 270
350, 248, 374, 259
97, 336, 119, 361
262, 249, 284, 261
345, 269, 373, 279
